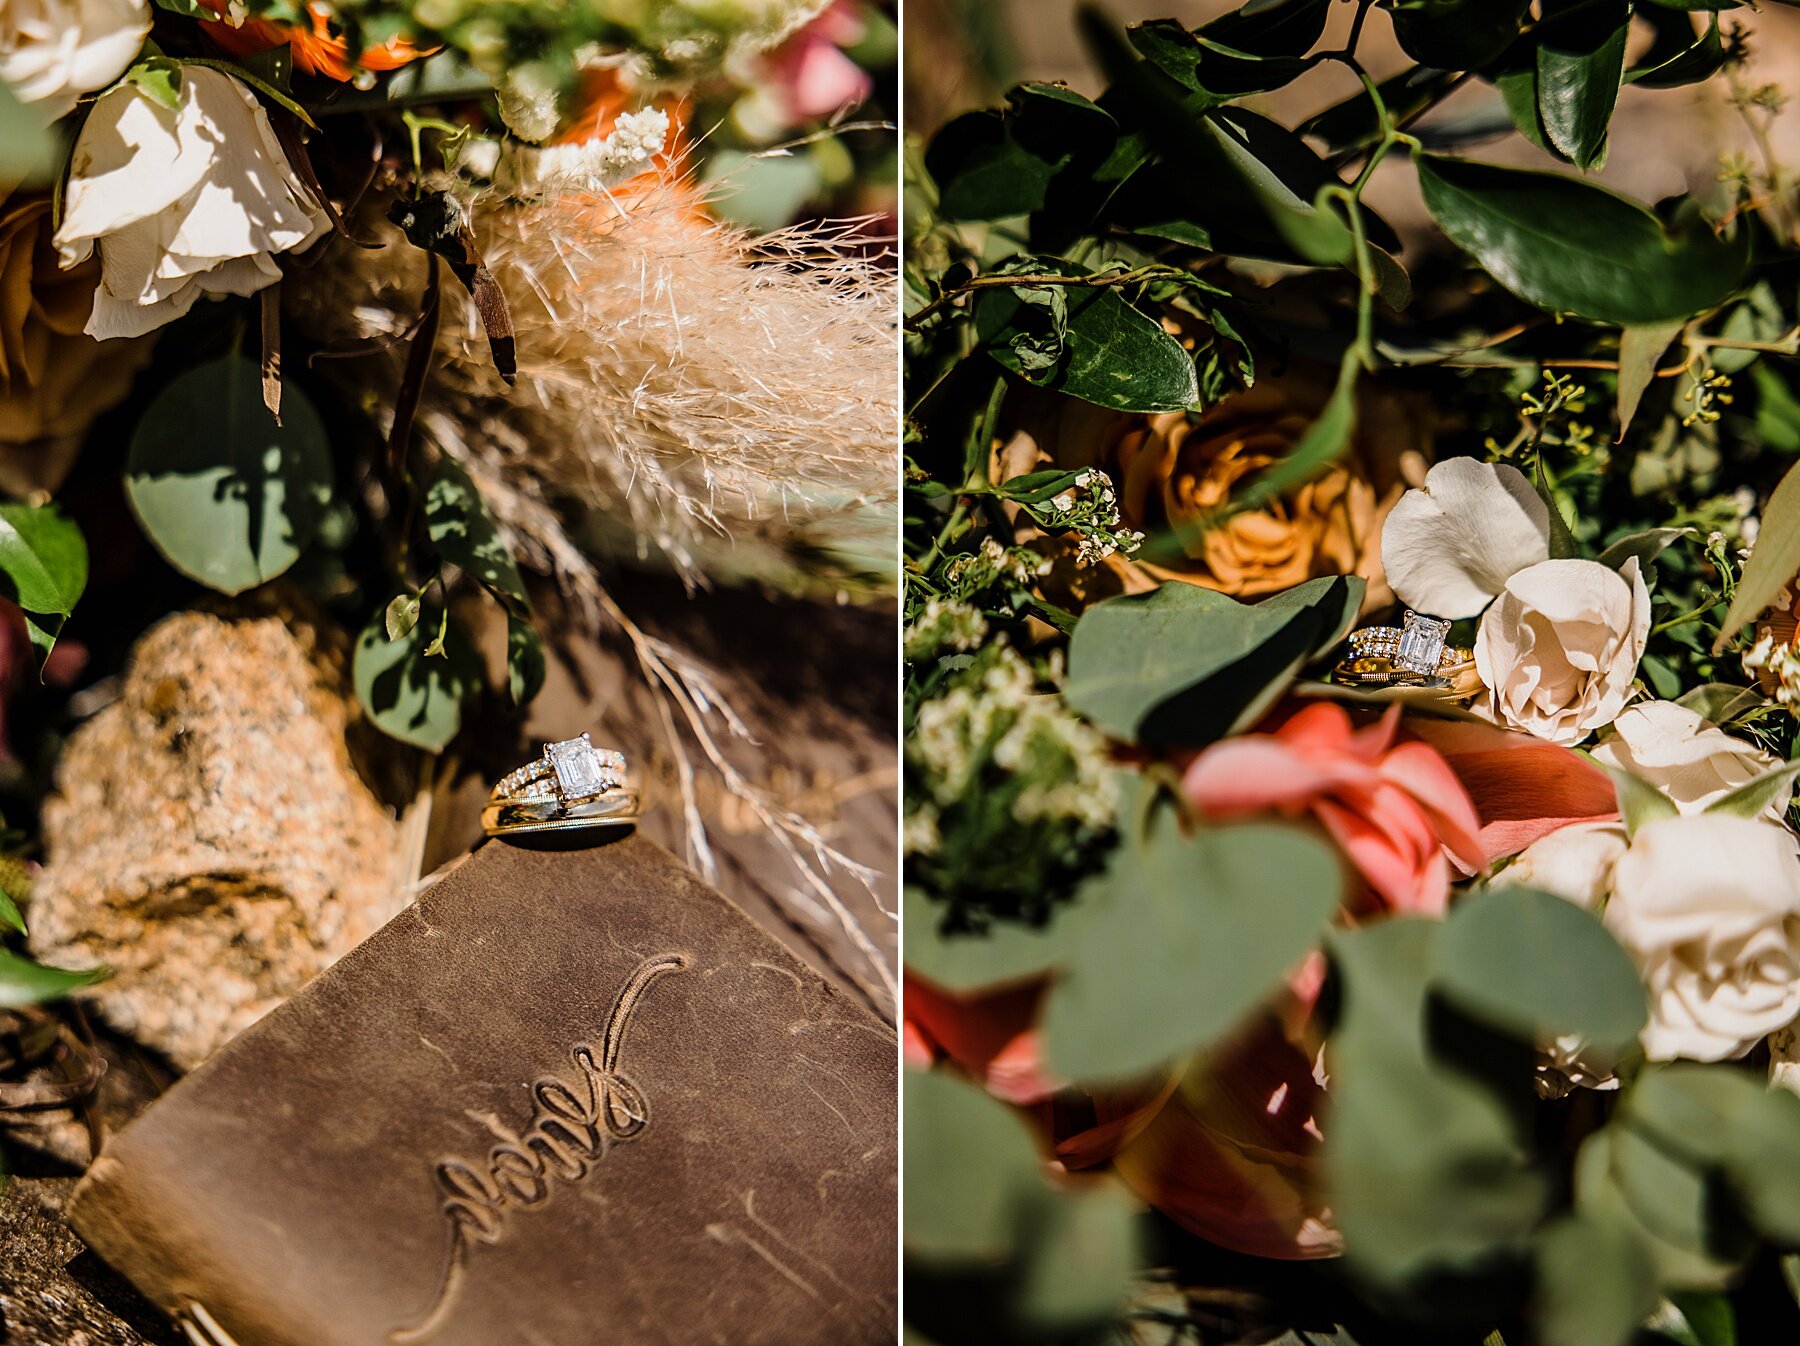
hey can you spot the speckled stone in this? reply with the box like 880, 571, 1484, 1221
26, 605, 410, 1070
0, 1177, 181, 1345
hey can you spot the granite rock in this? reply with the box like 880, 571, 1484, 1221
26, 605, 410, 1070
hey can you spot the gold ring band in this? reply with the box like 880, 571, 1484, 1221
482, 788, 643, 837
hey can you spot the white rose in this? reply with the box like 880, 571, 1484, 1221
1381, 458, 1551, 618
0, 0, 150, 120
1494, 820, 1628, 909
1605, 813, 1800, 1063
1474, 557, 1651, 746
54, 68, 329, 340
1590, 699, 1792, 822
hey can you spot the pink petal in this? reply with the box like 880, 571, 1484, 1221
1183, 736, 1359, 816
1378, 740, 1488, 873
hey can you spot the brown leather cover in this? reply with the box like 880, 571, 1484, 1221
66, 834, 897, 1346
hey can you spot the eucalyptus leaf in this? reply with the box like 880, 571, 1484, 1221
1716, 455, 1800, 649
1014, 1183, 1143, 1330
1616, 323, 1684, 436
126, 356, 333, 597
353, 612, 477, 752
1415, 154, 1750, 325
0, 77, 56, 185
1575, 1125, 1751, 1289
1533, 1215, 1659, 1346
1433, 886, 1647, 1053
0, 502, 87, 672
1064, 575, 1362, 745
505, 613, 545, 706
1041, 789, 1340, 1082
1326, 919, 1548, 1287
0, 948, 105, 1007
903, 884, 1067, 994
904, 1069, 1044, 1260
425, 455, 529, 613
1603, 765, 1680, 837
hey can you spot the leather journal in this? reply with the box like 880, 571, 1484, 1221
66, 834, 898, 1346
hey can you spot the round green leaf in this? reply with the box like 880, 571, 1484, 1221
1416, 153, 1750, 324
1041, 792, 1342, 1083
352, 614, 477, 752
903, 1069, 1043, 1261
126, 356, 334, 596
1434, 886, 1647, 1053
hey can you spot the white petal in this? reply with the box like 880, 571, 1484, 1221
1381, 458, 1551, 618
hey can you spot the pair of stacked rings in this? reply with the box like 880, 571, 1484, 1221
1334, 610, 1475, 689
483, 733, 640, 837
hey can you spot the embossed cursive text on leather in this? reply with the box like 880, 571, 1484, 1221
391, 953, 688, 1342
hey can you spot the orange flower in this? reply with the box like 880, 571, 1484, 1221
199, 1, 432, 81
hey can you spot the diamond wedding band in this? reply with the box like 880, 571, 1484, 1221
483, 734, 640, 837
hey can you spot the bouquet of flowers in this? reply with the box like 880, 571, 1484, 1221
904, 2, 1800, 1341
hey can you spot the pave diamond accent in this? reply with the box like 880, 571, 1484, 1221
1394, 611, 1451, 677
544, 734, 625, 799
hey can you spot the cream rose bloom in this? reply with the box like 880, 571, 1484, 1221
0, 0, 150, 121
1590, 700, 1792, 822
54, 67, 329, 340
1605, 813, 1800, 1062
1474, 557, 1651, 746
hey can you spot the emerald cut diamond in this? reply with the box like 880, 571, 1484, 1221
544, 734, 625, 799
1395, 611, 1451, 676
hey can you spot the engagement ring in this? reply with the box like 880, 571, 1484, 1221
1334, 610, 1476, 690
484, 734, 639, 837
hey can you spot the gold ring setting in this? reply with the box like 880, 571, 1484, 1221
1333, 610, 1475, 691
483, 733, 640, 837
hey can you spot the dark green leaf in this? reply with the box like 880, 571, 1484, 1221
0, 948, 105, 1007
0, 885, 23, 936
1534, 1215, 1659, 1346
975, 259, 1199, 413
1391, 0, 1532, 71
926, 84, 1117, 221
0, 502, 86, 672
1064, 575, 1363, 745
1536, 0, 1631, 170
353, 612, 476, 752
1433, 886, 1647, 1053
903, 1069, 1044, 1260
505, 613, 545, 706
1041, 787, 1341, 1082
126, 356, 333, 596
1659, 1293, 1738, 1346
1415, 154, 1750, 325
1596, 526, 1692, 574
424, 455, 529, 613
1127, 0, 1329, 100
1629, 11, 1726, 88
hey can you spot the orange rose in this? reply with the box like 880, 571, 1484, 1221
1106, 371, 1429, 607
200, 0, 432, 81
0, 189, 150, 496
